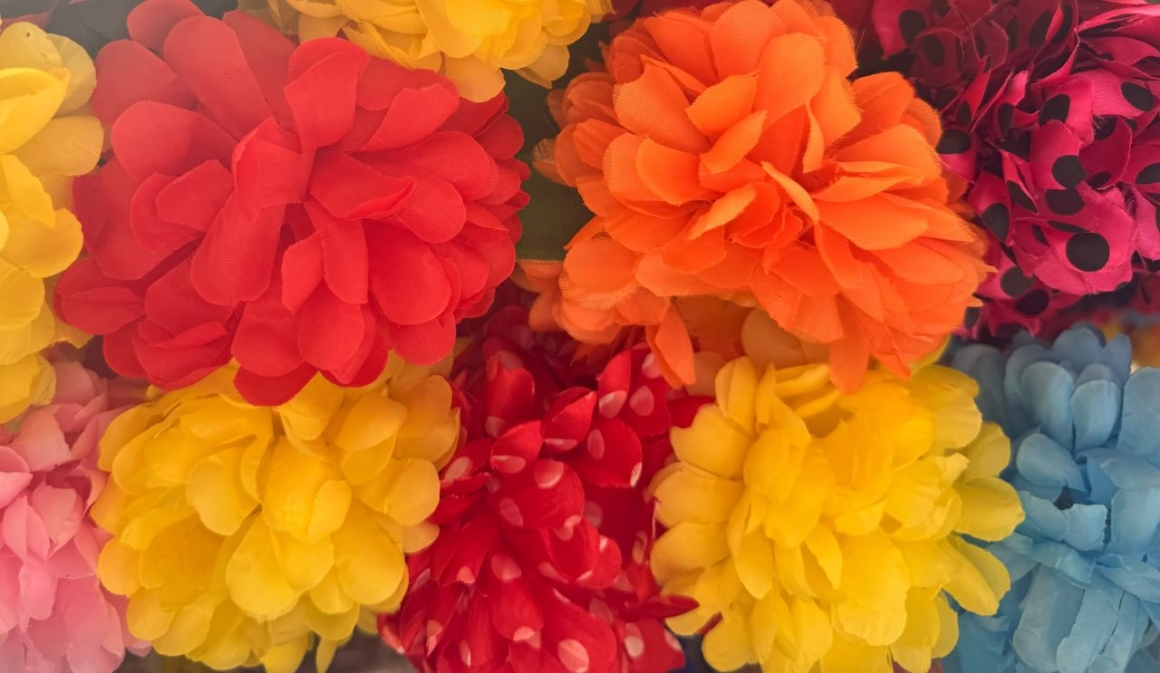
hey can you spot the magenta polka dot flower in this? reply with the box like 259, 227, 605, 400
869, 0, 1160, 335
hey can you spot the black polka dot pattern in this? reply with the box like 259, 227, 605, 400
1028, 11, 1051, 47
1094, 117, 1116, 140
1053, 4, 1074, 43
998, 104, 1014, 134
1046, 188, 1083, 215
1006, 17, 1019, 51
1032, 226, 1048, 244
1007, 181, 1038, 212
1015, 289, 1049, 316
922, 36, 946, 66
1000, 268, 1034, 297
955, 104, 972, 127
1089, 171, 1112, 189
981, 203, 1010, 240
1122, 82, 1155, 111
1039, 95, 1070, 125
1052, 156, 1086, 188
1066, 232, 1111, 271
1138, 163, 1160, 185
899, 10, 926, 44
937, 130, 972, 154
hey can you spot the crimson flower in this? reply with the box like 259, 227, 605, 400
380, 308, 693, 673
54, 0, 528, 404
866, 0, 1160, 337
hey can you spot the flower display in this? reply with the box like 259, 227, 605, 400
381, 308, 693, 672
0, 360, 147, 672
53, 0, 528, 405
90, 357, 460, 672
947, 325, 1160, 673
0, 21, 101, 422
867, 0, 1160, 336
534, 0, 989, 392
249, 0, 611, 103
650, 331, 1024, 672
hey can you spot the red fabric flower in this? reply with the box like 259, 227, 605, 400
866, 0, 1160, 336
54, 0, 528, 405
379, 307, 693, 673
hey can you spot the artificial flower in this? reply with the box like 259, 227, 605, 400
248, 0, 611, 103
54, 0, 528, 405
534, 0, 989, 392
866, 0, 1160, 336
964, 237, 1084, 342
651, 314, 1024, 673
947, 325, 1160, 673
0, 21, 100, 422
90, 356, 460, 672
381, 307, 693, 672
0, 360, 147, 672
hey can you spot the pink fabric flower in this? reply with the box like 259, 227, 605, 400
0, 362, 146, 673
865, 0, 1160, 338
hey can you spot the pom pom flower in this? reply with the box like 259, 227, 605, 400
948, 326, 1160, 673
536, 0, 989, 392
90, 357, 460, 672
0, 361, 146, 672
650, 320, 1024, 673
0, 22, 101, 422
251, 0, 611, 102
867, 0, 1160, 335
382, 308, 692, 673
55, 0, 528, 405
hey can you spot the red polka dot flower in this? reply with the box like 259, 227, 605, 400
867, 0, 1160, 336
379, 307, 693, 673
54, 0, 528, 404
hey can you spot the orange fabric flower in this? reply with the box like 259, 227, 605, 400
537, 0, 989, 391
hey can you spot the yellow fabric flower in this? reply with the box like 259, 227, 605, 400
92, 358, 460, 673
248, 0, 611, 101
0, 22, 101, 422
650, 352, 1024, 673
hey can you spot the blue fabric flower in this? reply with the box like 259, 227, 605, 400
946, 325, 1160, 673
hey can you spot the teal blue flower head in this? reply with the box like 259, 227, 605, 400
947, 325, 1160, 673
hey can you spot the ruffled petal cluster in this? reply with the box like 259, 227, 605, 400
90, 357, 459, 673
651, 334, 1024, 672
54, 0, 528, 405
536, 0, 989, 392
867, 0, 1160, 338
381, 307, 693, 673
0, 22, 101, 422
250, 0, 610, 102
948, 326, 1160, 673
0, 360, 146, 672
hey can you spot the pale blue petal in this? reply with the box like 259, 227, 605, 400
1108, 488, 1160, 555
1014, 570, 1086, 671
1072, 379, 1121, 450
1021, 362, 1077, 448
1118, 369, 1160, 459
1017, 434, 1086, 490
1057, 588, 1121, 673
